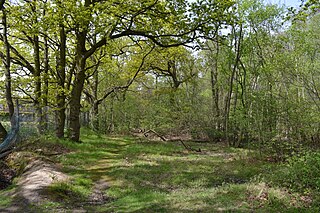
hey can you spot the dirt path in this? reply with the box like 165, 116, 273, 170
0, 156, 115, 212
0, 159, 69, 212
0, 136, 143, 212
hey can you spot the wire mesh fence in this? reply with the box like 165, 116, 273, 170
0, 99, 94, 141
0, 100, 55, 139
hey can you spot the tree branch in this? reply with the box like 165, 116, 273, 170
96, 45, 155, 105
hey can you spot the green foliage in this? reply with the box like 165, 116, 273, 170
273, 152, 320, 192
0, 190, 13, 207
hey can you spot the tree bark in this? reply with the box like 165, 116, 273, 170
56, 24, 66, 138
43, 35, 49, 131
210, 40, 220, 129
33, 34, 43, 133
91, 101, 99, 131
90, 58, 99, 131
42, 6, 49, 131
2, 9, 14, 125
67, 0, 93, 142
69, 28, 87, 141
69, 65, 86, 141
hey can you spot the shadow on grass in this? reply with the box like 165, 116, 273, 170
49, 134, 311, 212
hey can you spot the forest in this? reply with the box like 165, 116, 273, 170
0, 0, 320, 212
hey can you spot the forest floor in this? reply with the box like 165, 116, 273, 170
0, 130, 318, 212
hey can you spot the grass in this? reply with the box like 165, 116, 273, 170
0, 192, 13, 207
1, 129, 319, 212
47, 177, 93, 203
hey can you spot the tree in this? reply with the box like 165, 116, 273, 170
1, 6, 14, 124
0, 0, 10, 143
62, 0, 234, 141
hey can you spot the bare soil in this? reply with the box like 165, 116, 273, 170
0, 158, 69, 212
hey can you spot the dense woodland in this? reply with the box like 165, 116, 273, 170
0, 0, 319, 151
0, 0, 320, 210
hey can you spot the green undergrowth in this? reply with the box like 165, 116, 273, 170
1, 129, 320, 212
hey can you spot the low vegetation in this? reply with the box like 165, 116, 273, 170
1, 130, 319, 212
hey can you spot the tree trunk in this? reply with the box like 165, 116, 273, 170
90, 67, 99, 131
69, 30, 87, 141
108, 97, 115, 133
210, 40, 220, 129
56, 24, 66, 138
69, 66, 86, 141
0, 100, 19, 155
2, 9, 14, 125
224, 25, 243, 146
33, 34, 43, 133
43, 35, 49, 131
68, 0, 91, 142
91, 102, 99, 131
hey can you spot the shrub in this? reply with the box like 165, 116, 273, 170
277, 152, 320, 192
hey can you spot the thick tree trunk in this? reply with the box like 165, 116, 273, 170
68, 5, 89, 141
55, 24, 66, 138
69, 41, 86, 141
2, 9, 14, 125
69, 67, 86, 141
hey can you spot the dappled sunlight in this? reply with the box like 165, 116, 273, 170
167, 185, 248, 212
6, 134, 315, 212
244, 182, 312, 209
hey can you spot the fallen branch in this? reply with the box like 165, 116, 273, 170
142, 129, 201, 152
178, 139, 201, 152
144, 129, 167, 141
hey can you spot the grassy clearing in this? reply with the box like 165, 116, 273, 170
1, 129, 319, 212
43, 130, 316, 212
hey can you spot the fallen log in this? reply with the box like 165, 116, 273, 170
143, 129, 201, 152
